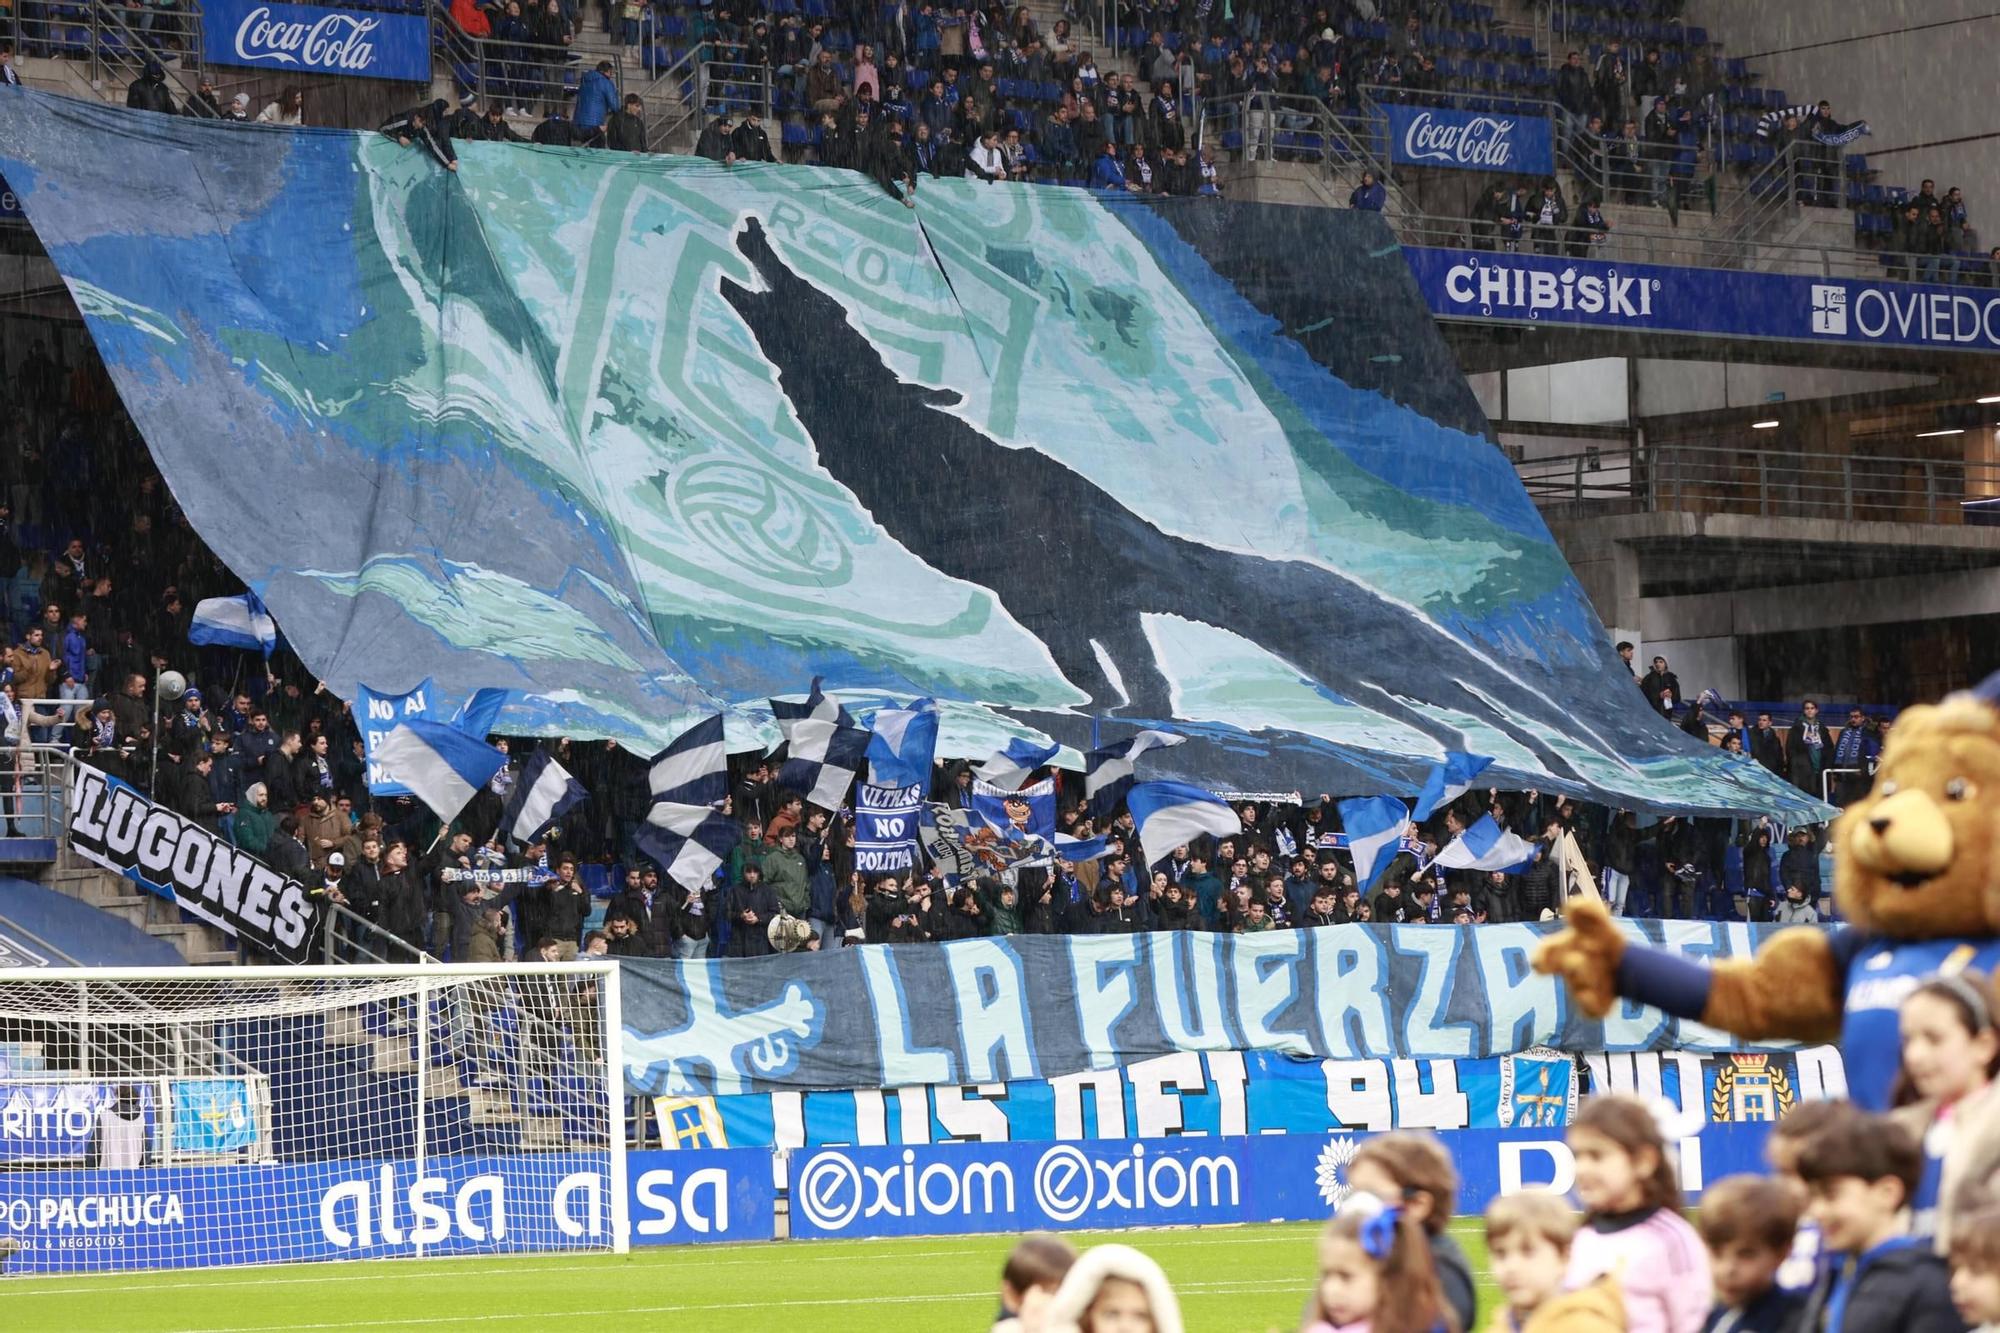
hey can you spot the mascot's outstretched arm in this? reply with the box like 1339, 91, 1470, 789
1533, 899, 1845, 1044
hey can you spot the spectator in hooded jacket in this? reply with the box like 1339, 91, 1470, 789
695, 111, 737, 163
126, 61, 175, 115
1350, 169, 1386, 211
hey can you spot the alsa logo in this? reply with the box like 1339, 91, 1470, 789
1444, 262, 1657, 318
631, 1166, 734, 1237
232, 7, 382, 72
319, 1166, 609, 1249
1400, 112, 1522, 168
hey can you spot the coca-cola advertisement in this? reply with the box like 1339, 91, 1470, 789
202, 0, 432, 82
1386, 104, 1554, 175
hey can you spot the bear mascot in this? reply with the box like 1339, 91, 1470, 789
1533, 674, 2000, 1114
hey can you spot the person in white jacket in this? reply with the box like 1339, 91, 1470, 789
966, 128, 1006, 183
257, 87, 305, 126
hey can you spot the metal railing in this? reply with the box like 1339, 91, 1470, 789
1198, 91, 1413, 212
1, 740, 72, 843
694, 58, 771, 130
1395, 210, 1996, 283
13, 0, 205, 108
635, 41, 705, 152
1519, 442, 2000, 526
432, 0, 617, 117
321, 901, 438, 966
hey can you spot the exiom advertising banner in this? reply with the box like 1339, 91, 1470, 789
65, 763, 320, 964
1385, 104, 1554, 175
785, 1124, 1776, 1240
1404, 246, 2000, 353
201, 0, 433, 82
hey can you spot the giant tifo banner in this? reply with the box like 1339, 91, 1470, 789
65, 763, 320, 964
1406, 246, 2000, 353
201, 0, 433, 82
1386, 104, 1554, 175
0, 92, 1819, 819
618, 920, 1797, 1097
647, 1046, 1848, 1150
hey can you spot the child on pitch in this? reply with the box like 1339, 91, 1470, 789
1948, 1206, 2000, 1333
1694, 1176, 1806, 1333
1339, 1133, 1479, 1332
1795, 1104, 1967, 1333
992, 1232, 1077, 1333
1482, 1192, 1622, 1332
1304, 1195, 1452, 1333
1764, 1101, 1845, 1295
1892, 973, 2000, 1245
1041, 1242, 1183, 1333
1564, 1096, 1711, 1333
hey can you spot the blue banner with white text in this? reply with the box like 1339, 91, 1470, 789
786, 1124, 1774, 1239
617, 920, 1807, 1097
1386, 104, 1553, 174
0, 1082, 156, 1164
1405, 246, 2000, 353
201, 0, 433, 82
624, 1148, 778, 1245
852, 783, 922, 875
646, 1046, 1847, 1150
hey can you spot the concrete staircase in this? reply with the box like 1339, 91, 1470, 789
38, 854, 241, 966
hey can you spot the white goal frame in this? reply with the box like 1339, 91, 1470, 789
0, 963, 629, 1271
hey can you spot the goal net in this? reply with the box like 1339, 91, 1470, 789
0, 964, 627, 1273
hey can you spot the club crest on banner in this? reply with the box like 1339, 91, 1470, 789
1497, 1047, 1578, 1128
651, 1096, 729, 1150
1710, 1054, 1794, 1123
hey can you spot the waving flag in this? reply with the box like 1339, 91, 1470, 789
502, 749, 589, 846
373, 720, 507, 825
1126, 781, 1242, 872
450, 687, 512, 741
1412, 751, 1493, 821
1433, 813, 1541, 873
1083, 729, 1186, 816
865, 697, 939, 789
649, 715, 728, 807
770, 676, 854, 751
780, 719, 871, 809
188, 592, 277, 656
1337, 795, 1411, 891
636, 802, 742, 893
973, 738, 1061, 792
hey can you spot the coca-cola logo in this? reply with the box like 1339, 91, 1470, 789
1399, 111, 1521, 168
232, 6, 382, 71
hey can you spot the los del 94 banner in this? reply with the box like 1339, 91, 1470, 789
646, 1045, 1848, 1152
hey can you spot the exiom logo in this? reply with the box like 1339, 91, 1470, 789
1444, 262, 1658, 319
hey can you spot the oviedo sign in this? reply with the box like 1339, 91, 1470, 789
201, 0, 433, 82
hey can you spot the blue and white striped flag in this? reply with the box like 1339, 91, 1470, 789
1083, 728, 1185, 815
780, 718, 871, 810
1412, 751, 1493, 821
372, 719, 507, 825
649, 715, 728, 807
770, 676, 854, 751
501, 749, 589, 846
973, 737, 1061, 792
188, 592, 277, 657
1126, 780, 1242, 872
1432, 813, 1541, 873
865, 697, 939, 790
1336, 795, 1411, 891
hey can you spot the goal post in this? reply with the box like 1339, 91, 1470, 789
0, 964, 628, 1273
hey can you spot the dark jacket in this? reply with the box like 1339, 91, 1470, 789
1821, 1238, 1966, 1333
127, 65, 176, 115
695, 119, 736, 161
731, 120, 775, 161
604, 109, 646, 151
167, 762, 225, 831
611, 887, 676, 955
1432, 1230, 1477, 1333
532, 114, 579, 146
537, 879, 593, 947
1700, 1283, 1805, 1333
375, 870, 426, 950
382, 101, 458, 168
724, 879, 779, 956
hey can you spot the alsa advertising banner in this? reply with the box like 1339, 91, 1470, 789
648, 1046, 1848, 1151
624, 1148, 777, 1245
1386, 104, 1553, 175
1405, 246, 2000, 353
65, 763, 319, 964
201, 0, 432, 82
0, 1154, 616, 1273
786, 1124, 1775, 1240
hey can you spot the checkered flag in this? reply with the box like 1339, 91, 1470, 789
770, 675, 854, 751
636, 715, 740, 891
778, 717, 871, 810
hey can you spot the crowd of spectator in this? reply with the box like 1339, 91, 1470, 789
987, 1081, 2000, 1333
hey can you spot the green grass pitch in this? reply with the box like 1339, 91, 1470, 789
8, 1220, 1498, 1332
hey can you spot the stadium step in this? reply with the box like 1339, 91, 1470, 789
424, 1065, 466, 1098
324, 1009, 366, 1046
371, 1035, 419, 1073
466, 1087, 523, 1124
35, 857, 244, 966
522, 1115, 567, 1149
